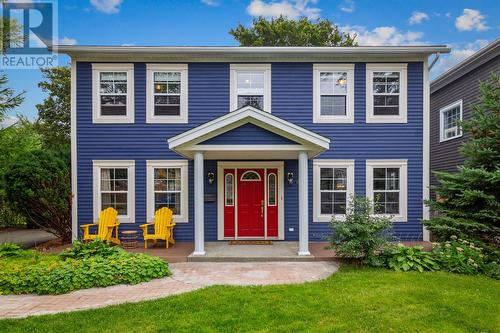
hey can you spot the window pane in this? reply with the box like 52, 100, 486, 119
374, 106, 399, 116
225, 174, 234, 206
237, 71, 264, 95
320, 192, 333, 214
333, 192, 347, 214
320, 72, 334, 95
155, 105, 180, 116
237, 95, 263, 109
333, 72, 347, 94
320, 96, 346, 116
268, 174, 276, 206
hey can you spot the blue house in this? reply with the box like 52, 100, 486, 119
59, 45, 450, 256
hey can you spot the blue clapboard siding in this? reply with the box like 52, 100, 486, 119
200, 123, 298, 145
76, 61, 424, 242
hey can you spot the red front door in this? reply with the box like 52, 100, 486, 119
237, 169, 265, 237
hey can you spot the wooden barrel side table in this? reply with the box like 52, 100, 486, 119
121, 230, 138, 249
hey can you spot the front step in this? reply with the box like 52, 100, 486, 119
187, 255, 317, 262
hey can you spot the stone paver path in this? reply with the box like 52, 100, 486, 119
0, 261, 337, 319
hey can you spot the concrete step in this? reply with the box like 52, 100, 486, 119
187, 255, 319, 262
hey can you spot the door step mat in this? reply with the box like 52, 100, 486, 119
229, 240, 273, 245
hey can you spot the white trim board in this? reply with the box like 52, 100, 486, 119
71, 60, 77, 241
217, 161, 285, 241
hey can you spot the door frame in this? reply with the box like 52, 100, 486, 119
217, 161, 284, 240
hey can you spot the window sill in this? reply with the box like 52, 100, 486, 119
93, 116, 134, 124
313, 116, 354, 124
146, 116, 188, 124
313, 215, 346, 223
439, 133, 463, 143
366, 116, 407, 124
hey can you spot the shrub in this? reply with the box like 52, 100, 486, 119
377, 245, 440, 272
0, 243, 24, 258
432, 236, 496, 277
0, 241, 171, 295
59, 239, 122, 260
329, 196, 392, 263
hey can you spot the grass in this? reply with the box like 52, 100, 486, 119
1, 267, 499, 332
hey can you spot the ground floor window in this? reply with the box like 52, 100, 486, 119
93, 160, 135, 223
366, 160, 407, 222
313, 160, 355, 222
146, 160, 189, 222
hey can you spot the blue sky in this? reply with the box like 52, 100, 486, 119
3, 0, 499, 122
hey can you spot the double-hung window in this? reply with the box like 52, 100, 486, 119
366, 160, 407, 222
230, 64, 271, 112
93, 160, 135, 223
366, 64, 407, 123
146, 160, 188, 223
313, 160, 355, 222
92, 64, 134, 123
146, 64, 188, 123
313, 64, 355, 123
440, 100, 462, 142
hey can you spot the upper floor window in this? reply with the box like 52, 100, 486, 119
440, 100, 462, 142
93, 160, 135, 223
92, 64, 134, 123
313, 160, 355, 222
366, 64, 407, 123
313, 64, 355, 123
146, 64, 188, 123
366, 160, 407, 222
230, 64, 271, 112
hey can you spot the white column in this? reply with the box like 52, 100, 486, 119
193, 151, 205, 255
298, 151, 310, 256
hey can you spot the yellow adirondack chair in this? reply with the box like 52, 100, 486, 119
140, 207, 176, 249
80, 207, 121, 244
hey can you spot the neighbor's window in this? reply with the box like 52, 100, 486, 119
313, 65, 354, 123
366, 160, 407, 222
440, 100, 462, 142
146, 64, 188, 123
92, 64, 134, 123
93, 160, 135, 223
146, 160, 189, 222
366, 64, 407, 123
230, 64, 271, 112
313, 160, 355, 222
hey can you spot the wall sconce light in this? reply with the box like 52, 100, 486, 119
287, 172, 294, 184
207, 172, 215, 184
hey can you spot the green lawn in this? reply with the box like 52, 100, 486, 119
1, 267, 499, 333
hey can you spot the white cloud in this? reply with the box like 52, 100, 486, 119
59, 37, 77, 45
431, 39, 490, 78
339, 0, 354, 13
201, 0, 219, 6
409, 11, 429, 25
0, 116, 19, 129
455, 8, 488, 31
90, 0, 123, 14
246, 0, 320, 19
341, 25, 424, 46
121, 43, 135, 46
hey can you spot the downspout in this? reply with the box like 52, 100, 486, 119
428, 52, 441, 71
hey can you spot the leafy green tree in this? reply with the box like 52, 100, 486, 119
424, 75, 500, 247
4, 149, 71, 242
0, 73, 24, 121
35, 66, 71, 148
1, 17, 24, 53
230, 16, 357, 46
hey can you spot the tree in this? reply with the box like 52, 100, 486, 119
0, 73, 24, 121
1, 17, 24, 53
424, 75, 500, 247
35, 66, 71, 148
229, 16, 357, 47
4, 149, 72, 242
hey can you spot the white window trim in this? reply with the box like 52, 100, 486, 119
366, 63, 407, 123
230, 64, 271, 112
313, 159, 355, 222
366, 159, 407, 222
146, 160, 189, 223
92, 63, 134, 123
93, 160, 135, 223
439, 99, 463, 142
313, 64, 355, 123
146, 64, 188, 124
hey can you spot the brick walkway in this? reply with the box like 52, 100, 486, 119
0, 261, 338, 319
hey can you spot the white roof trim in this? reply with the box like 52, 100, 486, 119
168, 106, 330, 157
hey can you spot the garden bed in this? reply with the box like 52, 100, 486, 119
0, 241, 170, 295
